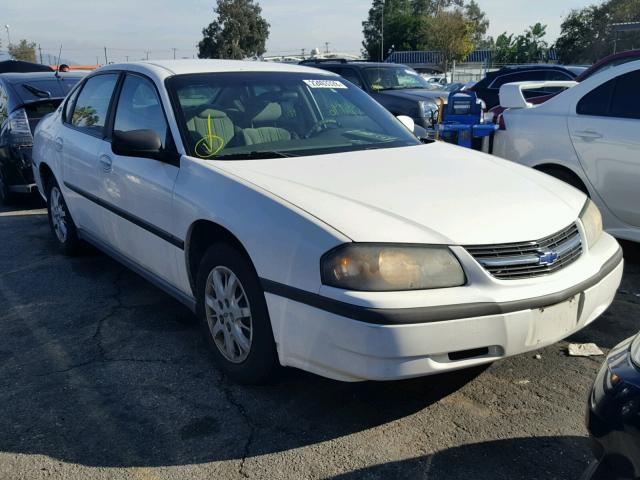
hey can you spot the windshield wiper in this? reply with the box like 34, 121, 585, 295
22, 83, 51, 98
212, 151, 296, 160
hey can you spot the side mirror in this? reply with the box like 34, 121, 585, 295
112, 129, 171, 161
396, 115, 415, 133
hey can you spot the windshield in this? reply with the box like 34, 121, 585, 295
167, 72, 420, 160
363, 67, 431, 91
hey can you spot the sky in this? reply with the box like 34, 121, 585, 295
1, 0, 595, 64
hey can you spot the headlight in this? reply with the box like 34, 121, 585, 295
321, 244, 465, 291
419, 100, 437, 119
580, 199, 603, 249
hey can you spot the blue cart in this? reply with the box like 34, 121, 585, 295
438, 90, 498, 149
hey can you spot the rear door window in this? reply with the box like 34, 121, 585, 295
577, 79, 616, 117
610, 70, 640, 120
70, 73, 119, 135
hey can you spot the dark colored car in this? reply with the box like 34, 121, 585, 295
468, 64, 579, 110
299, 59, 439, 131
0, 71, 84, 204
584, 334, 640, 480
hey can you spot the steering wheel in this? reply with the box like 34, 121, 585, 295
304, 118, 341, 138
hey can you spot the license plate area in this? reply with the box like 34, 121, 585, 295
526, 294, 580, 346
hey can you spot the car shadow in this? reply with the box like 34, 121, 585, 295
0, 202, 490, 468
331, 436, 592, 480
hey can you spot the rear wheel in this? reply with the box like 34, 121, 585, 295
196, 243, 279, 384
47, 179, 80, 255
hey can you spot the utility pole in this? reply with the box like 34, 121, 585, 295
125, 55, 129, 62
38, 44, 43, 64
172, 48, 177, 59
380, 2, 385, 61
325, 42, 330, 54
145, 50, 150, 60
96, 56, 99, 65
104, 46, 108, 64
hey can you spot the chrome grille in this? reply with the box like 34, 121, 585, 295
465, 223, 583, 280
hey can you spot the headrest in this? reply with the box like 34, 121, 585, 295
197, 108, 229, 120
252, 102, 282, 125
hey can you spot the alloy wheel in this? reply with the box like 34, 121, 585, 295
204, 266, 253, 363
50, 186, 68, 243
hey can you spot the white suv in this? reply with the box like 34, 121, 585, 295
33, 60, 623, 384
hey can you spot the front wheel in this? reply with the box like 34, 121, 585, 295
196, 243, 279, 384
47, 180, 80, 255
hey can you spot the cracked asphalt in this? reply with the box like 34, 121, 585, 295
1, 199, 639, 480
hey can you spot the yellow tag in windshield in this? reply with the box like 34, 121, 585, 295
195, 114, 225, 158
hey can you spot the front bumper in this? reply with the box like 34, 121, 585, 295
266, 234, 623, 382
586, 337, 640, 480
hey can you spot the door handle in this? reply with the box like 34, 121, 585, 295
54, 137, 63, 152
99, 155, 113, 173
574, 130, 603, 140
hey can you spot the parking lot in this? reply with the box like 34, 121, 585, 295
0, 199, 636, 480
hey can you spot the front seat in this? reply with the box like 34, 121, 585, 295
242, 102, 291, 146
186, 108, 236, 153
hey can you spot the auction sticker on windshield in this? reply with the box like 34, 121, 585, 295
304, 79, 348, 89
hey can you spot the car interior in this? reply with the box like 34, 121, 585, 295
174, 80, 402, 158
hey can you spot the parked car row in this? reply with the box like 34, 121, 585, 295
5, 57, 637, 479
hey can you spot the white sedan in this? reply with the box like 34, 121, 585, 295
32, 60, 622, 384
493, 60, 640, 244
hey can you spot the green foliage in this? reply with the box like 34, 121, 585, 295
555, 0, 640, 64
362, 0, 488, 65
198, 0, 270, 59
8, 39, 37, 63
493, 23, 549, 64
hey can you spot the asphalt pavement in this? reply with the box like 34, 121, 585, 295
1, 198, 639, 480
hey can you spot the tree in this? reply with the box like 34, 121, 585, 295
198, 0, 270, 59
493, 23, 549, 64
555, 0, 640, 63
362, 0, 489, 62
464, 0, 489, 45
424, 10, 474, 72
8, 40, 37, 62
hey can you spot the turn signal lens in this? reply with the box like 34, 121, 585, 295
321, 244, 465, 292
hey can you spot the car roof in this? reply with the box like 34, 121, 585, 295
97, 59, 339, 79
0, 71, 86, 84
301, 60, 409, 69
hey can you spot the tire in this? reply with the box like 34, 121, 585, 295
542, 167, 589, 195
46, 178, 81, 256
196, 243, 279, 384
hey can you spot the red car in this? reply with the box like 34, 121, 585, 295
489, 49, 640, 125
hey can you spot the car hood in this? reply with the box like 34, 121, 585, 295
211, 143, 585, 245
